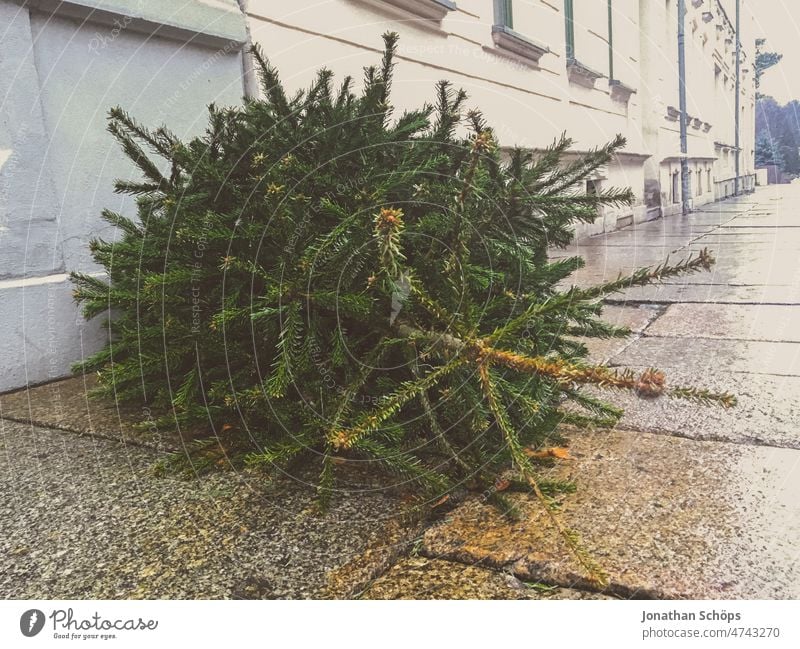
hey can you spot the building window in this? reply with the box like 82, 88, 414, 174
607, 0, 614, 80
562, 0, 605, 88
494, 0, 513, 29
707, 168, 712, 190
697, 169, 702, 195
586, 179, 600, 195
672, 172, 680, 204
491, 0, 549, 64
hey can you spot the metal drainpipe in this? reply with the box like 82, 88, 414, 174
236, 0, 259, 100
678, 0, 690, 215
734, 0, 741, 195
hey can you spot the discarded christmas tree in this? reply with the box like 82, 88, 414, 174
72, 33, 733, 584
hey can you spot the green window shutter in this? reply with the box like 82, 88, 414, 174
608, 0, 614, 79
494, 0, 513, 28
564, 0, 575, 60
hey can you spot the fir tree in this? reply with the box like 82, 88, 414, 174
755, 133, 784, 168
755, 38, 782, 98
72, 33, 734, 584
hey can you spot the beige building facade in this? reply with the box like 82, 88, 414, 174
246, 0, 756, 227
0, 0, 757, 391
638, 0, 757, 216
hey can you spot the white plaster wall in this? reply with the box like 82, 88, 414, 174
0, 0, 246, 392
28, 10, 246, 275
573, 0, 610, 77
247, 0, 645, 149
610, 0, 641, 89
0, 3, 64, 281
0, 275, 108, 392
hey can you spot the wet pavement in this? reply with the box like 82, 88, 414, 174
1, 185, 799, 599
418, 183, 800, 598
589, 186, 800, 456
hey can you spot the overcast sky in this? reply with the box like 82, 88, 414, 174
754, 1, 800, 104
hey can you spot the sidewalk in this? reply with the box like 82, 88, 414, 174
421, 184, 800, 598
564, 183, 800, 449
1, 185, 799, 598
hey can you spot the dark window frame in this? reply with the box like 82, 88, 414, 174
490, 0, 550, 65
494, 0, 514, 29
564, 0, 575, 60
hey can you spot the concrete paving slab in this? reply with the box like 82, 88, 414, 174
678, 213, 737, 226
572, 304, 662, 364
573, 233, 695, 248
610, 337, 800, 376
688, 240, 800, 255
553, 243, 682, 263
586, 370, 800, 449
421, 429, 800, 598
574, 219, 716, 247
594, 246, 800, 287
721, 217, 800, 228
0, 419, 406, 599
657, 248, 800, 286
629, 219, 721, 236
569, 246, 697, 279
557, 232, 762, 289
323, 518, 424, 599
645, 303, 800, 342
611, 282, 800, 305
692, 227, 800, 243
0, 375, 180, 450
691, 205, 752, 214
713, 202, 799, 222
567, 259, 722, 289
361, 557, 614, 599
